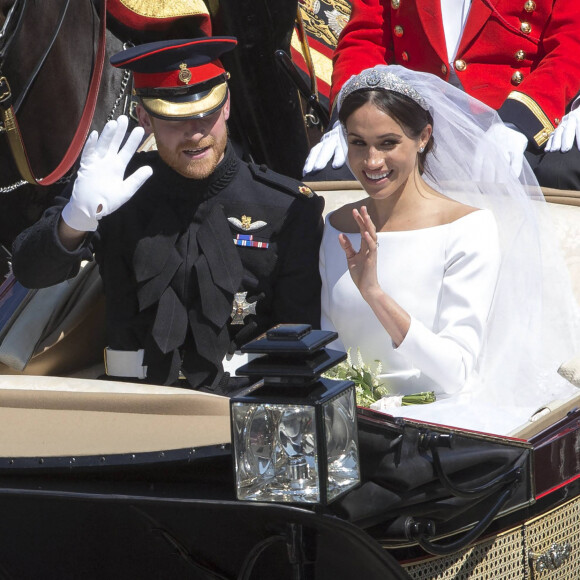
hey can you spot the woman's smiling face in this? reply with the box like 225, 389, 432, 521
345, 101, 429, 200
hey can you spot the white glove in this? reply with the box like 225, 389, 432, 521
472, 123, 528, 182
61, 115, 153, 232
302, 120, 346, 175
545, 108, 580, 152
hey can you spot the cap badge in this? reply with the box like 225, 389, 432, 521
178, 63, 192, 85
228, 215, 267, 231
299, 185, 313, 197
231, 292, 256, 325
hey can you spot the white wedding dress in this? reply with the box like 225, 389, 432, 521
323, 65, 580, 435
320, 208, 577, 435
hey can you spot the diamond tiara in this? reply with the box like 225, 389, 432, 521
338, 68, 429, 111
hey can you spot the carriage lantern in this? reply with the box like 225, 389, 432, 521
230, 324, 360, 506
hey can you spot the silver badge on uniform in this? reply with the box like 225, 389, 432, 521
231, 292, 256, 325
228, 215, 267, 231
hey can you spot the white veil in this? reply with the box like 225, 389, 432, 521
337, 65, 580, 431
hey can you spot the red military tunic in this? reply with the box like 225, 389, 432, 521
330, 0, 580, 149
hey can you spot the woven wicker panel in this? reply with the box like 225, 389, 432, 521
401, 496, 580, 579
402, 527, 526, 580
525, 496, 580, 578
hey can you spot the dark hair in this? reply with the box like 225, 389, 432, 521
338, 89, 435, 175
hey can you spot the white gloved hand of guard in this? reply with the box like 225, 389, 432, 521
61, 115, 153, 232
545, 108, 580, 153
472, 123, 528, 183
302, 120, 346, 175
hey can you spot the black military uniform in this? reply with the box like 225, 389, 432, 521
13, 146, 323, 392
12, 37, 324, 393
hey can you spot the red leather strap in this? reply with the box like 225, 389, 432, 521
1, 0, 108, 186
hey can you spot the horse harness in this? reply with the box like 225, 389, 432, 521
0, 0, 108, 187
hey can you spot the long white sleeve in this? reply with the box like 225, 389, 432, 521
395, 211, 500, 393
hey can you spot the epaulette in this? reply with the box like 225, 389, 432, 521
249, 164, 315, 199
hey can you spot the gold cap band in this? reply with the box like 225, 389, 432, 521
141, 81, 228, 120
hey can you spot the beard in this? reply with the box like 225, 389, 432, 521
157, 128, 228, 180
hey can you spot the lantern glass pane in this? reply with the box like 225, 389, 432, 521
232, 402, 320, 503
324, 388, 360, 501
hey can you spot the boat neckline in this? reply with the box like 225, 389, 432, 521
326, 208, 487, 235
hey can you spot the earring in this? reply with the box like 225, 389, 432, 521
418, 146, 425, 153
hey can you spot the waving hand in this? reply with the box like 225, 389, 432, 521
339, 206, 380, 297
61, 115, 153, 232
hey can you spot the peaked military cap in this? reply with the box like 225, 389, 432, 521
110, 37, 237, 120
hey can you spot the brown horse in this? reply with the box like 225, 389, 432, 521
0, 0, 129, 275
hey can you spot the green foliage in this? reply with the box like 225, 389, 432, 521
323, 348, 436, 408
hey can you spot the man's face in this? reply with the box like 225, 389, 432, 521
137, 96, 230, 180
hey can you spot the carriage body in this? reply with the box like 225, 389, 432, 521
0, 370, 578, 578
